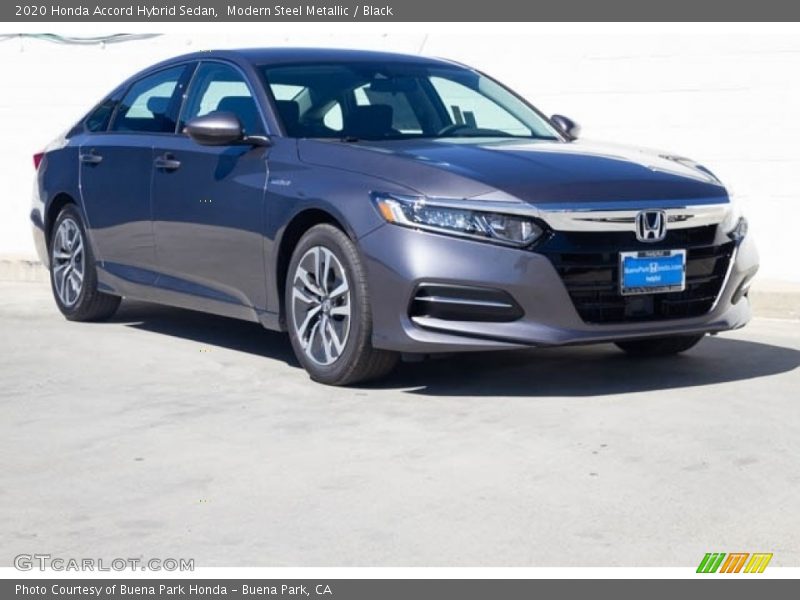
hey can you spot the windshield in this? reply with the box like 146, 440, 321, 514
260, 62, 562, 141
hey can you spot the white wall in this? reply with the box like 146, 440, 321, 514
2, 32, 798, 281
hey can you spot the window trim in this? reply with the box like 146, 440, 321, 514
104, 62, 196, 137
177, 58, 271, 138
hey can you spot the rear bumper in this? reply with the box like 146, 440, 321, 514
30, 175, 49, 268
360, 224, 758, 353
30, 209, 48, 269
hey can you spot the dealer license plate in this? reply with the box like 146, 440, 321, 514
619, 249, 686, 296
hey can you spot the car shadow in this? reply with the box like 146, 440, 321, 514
378, 336, 800, 397
110, 299, 299, 366
109, 300, 799, 397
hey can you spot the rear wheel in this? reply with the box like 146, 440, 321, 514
49, 204, 120, 321
615, 334, 705, 357
286, 224, 398, 385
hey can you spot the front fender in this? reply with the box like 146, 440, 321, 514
264, 158, 416, 317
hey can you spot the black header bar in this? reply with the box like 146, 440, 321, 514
5, 578, 799, 600
4, 0, 800, 22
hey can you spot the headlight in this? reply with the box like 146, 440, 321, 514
372, 193, 544, 247
727, 216, 748, 242
720, 195, 748, 242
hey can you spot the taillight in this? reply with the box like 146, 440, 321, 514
33, 152, 44, 170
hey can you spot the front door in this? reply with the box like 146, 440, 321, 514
151, 61, 270, 310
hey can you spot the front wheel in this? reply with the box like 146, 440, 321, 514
615, 334, 705, 357
285, 224, 398, 386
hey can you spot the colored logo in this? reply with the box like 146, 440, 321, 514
696, 552, 773, 573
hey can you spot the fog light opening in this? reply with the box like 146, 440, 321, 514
409, 284, 524, 322
732, 276, 754, 305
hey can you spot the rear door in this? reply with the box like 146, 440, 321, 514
151, 61, 270, 310
79, 64, 191, 283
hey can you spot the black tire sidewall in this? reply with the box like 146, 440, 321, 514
285, 225, 371, 383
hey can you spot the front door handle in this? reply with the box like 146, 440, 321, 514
154, 154, 181, 171
79, 151, 103, 165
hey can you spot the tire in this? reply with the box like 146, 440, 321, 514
615, 334, 705, 357
49, 204, 120, 322
285, 224, 398, 385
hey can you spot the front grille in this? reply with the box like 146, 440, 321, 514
554, 224, 718, 250
538, 226, 734, 324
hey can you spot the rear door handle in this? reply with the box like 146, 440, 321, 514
79, 151, 103, 165
154, 154, 181, 171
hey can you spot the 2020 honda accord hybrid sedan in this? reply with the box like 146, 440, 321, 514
31, 48, 759, 385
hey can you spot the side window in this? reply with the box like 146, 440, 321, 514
181, 62, 265, 136
430, 76, 530, 135
111, 66, 186, 133
270, 84, 304, 101
85, 98, 116, 132
322, 103, 343, 131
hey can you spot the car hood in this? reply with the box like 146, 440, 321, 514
297, 137, 728, 205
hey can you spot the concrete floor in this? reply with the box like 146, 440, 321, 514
1, 281, 798, 567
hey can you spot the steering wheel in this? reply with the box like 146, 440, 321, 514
437, 123, 473, 136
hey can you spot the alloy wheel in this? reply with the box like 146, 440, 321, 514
52, 217, 85, 307
291, 246, 352, 366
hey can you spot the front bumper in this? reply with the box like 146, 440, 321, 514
360, 224, 759, 353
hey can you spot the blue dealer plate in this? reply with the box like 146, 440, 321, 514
620, 249, 686, 296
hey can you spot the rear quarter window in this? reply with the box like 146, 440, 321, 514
84, 99, 116, 132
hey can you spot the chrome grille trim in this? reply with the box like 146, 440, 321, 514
541, 203, 731, 232
708, 244, 738, 312
413, 296, 516, 309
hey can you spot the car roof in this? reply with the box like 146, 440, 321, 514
150, 47, 461, 70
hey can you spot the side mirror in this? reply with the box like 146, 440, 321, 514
185, 112, 244, 146
550, 114, 581, 139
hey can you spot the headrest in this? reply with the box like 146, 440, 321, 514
344, 105, 394, 138
274, 100, 300, 129
216, 96, 261, 134
146, 96, 171, 116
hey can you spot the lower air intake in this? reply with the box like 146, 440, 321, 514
410, 284, 523, 322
